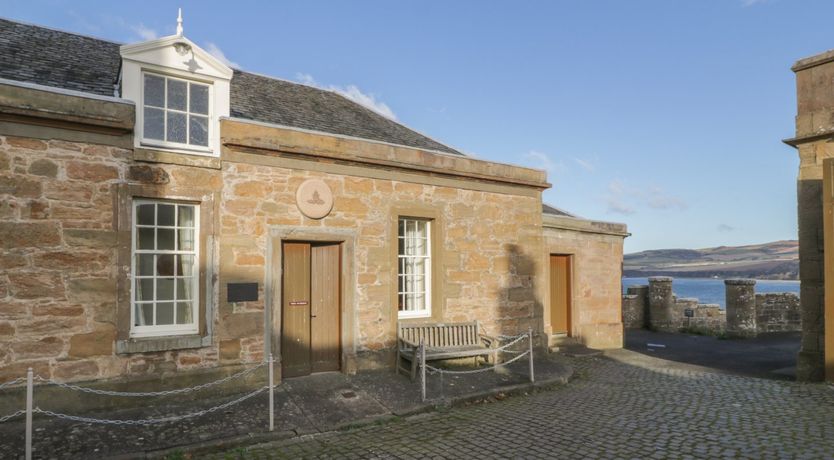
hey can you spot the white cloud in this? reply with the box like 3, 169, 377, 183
605, 180, 686, 215
524, 150, 565, 174
295, 73, 396, 120
741, 0, 768, 6
205, 42, 241, 69
573, 157, 597, 173
717, 224, 735, 232
132, 23, 158, 41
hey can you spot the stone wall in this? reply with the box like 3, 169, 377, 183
0, 134, 232, 384
622, 278, 799, 336
542, 216, 627, 349
756, 293, 801, 332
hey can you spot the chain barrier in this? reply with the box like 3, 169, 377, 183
33, 360, 268, 397
425, 350, 531, 375
33, 385, 268, 426
0, 355, 277, 458
0, 409, 26, 423
0, 377, 24, 390
420, 329, 535, 402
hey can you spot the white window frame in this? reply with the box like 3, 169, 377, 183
130, 199, 200, 338
397, 217, 432, 319
139, 70, 213, 154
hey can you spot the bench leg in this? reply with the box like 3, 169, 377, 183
410, 354, 418, 382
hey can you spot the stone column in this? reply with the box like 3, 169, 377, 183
725, 279, 757, 338
648, 277, 674, 330
623, 285, 648, 329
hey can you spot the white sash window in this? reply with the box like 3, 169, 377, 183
398, 218, 431, 318
131, 200, 200, 337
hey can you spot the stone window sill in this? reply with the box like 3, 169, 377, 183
116, 334, 210, 354
134, 147, 221, 169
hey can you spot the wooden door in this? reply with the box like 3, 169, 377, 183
282, 243, 312, 377
550, 255, 572, 335
311, 243, 341, 373
281, 242, 341, 378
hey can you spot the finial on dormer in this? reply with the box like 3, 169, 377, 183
176, 8, 183, 36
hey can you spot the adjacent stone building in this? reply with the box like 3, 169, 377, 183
785, 48, 834, 382
0, 16, 628, 389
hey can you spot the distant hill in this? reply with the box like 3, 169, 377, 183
624, 240, 798, 280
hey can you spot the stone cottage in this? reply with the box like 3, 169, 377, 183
0, 15, 627, 389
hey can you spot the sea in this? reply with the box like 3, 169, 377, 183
622, 277, 800, 308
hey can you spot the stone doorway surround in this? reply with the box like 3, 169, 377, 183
266, 226, 358, 383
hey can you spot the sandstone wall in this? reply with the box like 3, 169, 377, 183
0, 134, 238, 383
542, 225, 625, 349
0, 128, 548, 384
219, 156, 545, 367
756, 293, 801, 333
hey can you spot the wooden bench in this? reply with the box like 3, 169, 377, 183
396, 321, 498, 381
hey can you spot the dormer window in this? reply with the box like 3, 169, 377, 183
142, 73, 210, 150
119, 12, 233, 158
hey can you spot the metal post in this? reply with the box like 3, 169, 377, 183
25, 367, 33, 460
420, 338, 426, 402
528, 327, 535, 383
268, 353, 274, 432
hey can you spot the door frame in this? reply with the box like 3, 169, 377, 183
267, 226, 358, 383
548, 253, 575, 337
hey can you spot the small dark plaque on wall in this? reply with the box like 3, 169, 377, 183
228, 283, 258, 302
684, 308, 694, 318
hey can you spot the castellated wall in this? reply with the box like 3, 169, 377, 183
622, 277, 800, 336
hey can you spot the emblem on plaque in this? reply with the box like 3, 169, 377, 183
295, 179, 333, 219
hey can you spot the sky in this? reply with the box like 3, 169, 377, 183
0, 0, 825, 253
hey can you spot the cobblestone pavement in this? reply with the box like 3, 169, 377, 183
209, 353, 834, 459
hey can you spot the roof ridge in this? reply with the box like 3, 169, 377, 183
0, 15, 124, 46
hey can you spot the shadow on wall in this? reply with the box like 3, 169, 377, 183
498, 244, 542, 339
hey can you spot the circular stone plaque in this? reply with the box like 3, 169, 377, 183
295, 179, 334, 219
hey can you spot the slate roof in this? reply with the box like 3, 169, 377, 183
542, 203, 575, 217
0, 18, 461, 155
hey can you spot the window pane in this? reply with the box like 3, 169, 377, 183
136, 279, 154, 301
144, 74, 165, 107
136, 303, 154, 326
157, 254, 175, 276
176, 255, 195, 277
166, 112, 187, 143
156, 302, 175, 325
158, 204, 175, 226
189, 115, 208, 146
398, 219, 405, 238
138, 227, 155, 250
190, 84, 209, 114
178, 205, 194, 227
176, 278, 193, 300
157, 278, 174, 300
144, 107, 165, 141
136, 254, 154, 276
157, 228, 175, 250
167, 79, 187, 111
176, 302, 193, 324
137, 204, 155, 225
177, 228, 194, 251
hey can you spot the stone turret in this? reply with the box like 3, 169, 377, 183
648, 277, 675, 331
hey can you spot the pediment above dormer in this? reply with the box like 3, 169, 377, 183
120, 35, 233, 81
